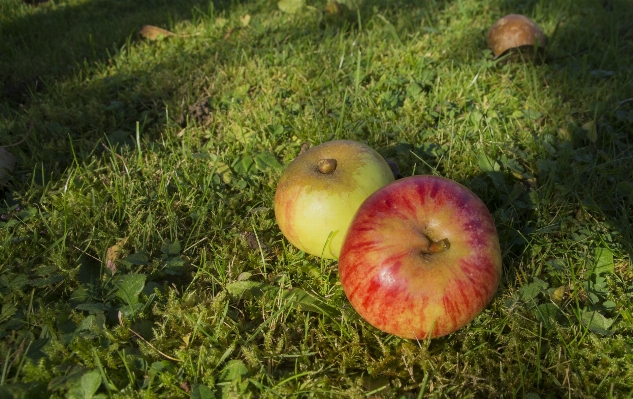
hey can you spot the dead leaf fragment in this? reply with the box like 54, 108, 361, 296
240, 14, 251, 26
242, 231, 270, 253
105, 237, 128, 274
223, 27, 235, 40
324, 1, 342, 15
139, 25, 175, 41
299, 142, 311, 155
551, 285, 566, 306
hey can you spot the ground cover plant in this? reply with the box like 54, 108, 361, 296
1, 0, 633, 397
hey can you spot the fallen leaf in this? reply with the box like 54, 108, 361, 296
278, 0, 305, 14
139, 25, 175, 41
223, 27, 235, 40
582, 120, 598, 143
324, 1, 343, 15
550, 285, 566, 306
0, 148, 16, 182
299, 142, 311, 155
240, 14, 251, 26
105, 237, 128, 275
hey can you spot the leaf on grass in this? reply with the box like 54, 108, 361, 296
478, 153, 499, 173
209, 154, 234, 184
0, 148, 16, 181
519, 277, 549, 303
534, 303, 559, 328
139, 25, 175, 40
285, 288, 341, 318
80, 369, 102, 399
225, 281, 273, 299
522, 110, 542, 120
115, 274, 146, 305
105, 237, 128, 274
219, 360, 250, 382
226, 124, 255, 145
0, 304, 17, 324
76, 303, 108, 314
191, 384, 215, 399
591, 247, 614, 276
581, 310, 614, 336
278, 0, 305, 14
232, 156, 255, 175
240, 14, 251, 26
121, 252, 149, 266
550, 285, 566, 306
254, 152, 283, 172
161, 240, 181, 256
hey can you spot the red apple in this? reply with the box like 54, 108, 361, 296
274, 140, 394, 259
338, 175, 502, 339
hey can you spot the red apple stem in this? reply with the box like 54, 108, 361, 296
317, 158, 337, 174
421, 238, 450, 254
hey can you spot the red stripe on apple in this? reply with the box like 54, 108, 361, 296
339, 175, 502, 339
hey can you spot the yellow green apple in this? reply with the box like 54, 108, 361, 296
274, 140, 394, 259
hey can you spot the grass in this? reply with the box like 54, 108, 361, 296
1, 0, 633, 397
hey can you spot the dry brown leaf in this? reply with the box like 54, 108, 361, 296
324, 0, 342, 14
139, 25, 176, 41
223, 27, 235, 40
105, 237, 128, 274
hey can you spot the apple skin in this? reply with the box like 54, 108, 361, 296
338, 175, 502, 339
274, 140, 394, 259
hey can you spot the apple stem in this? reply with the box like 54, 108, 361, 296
317, 158, 337, 174
421, 238, 450, 254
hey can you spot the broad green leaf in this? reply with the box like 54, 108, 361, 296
122, 252, 149, 266
226, 124, 255, 144
209, 156, 233, 184
233, 156, 255, 175
80, 370, 102, 399
581, 310, 614, 336
0, 303, 17, 323
278, 0, 305, 14
191, 384, 216, 399
534, 303, 559, 328
523, 110, 542, 120
254, 152, 282, 172
285, 288, 341, 318
232, 84, 250, 100
75, 303, 108, 314
591, 247, 614, 276
406, 82, 422, 98
519, 278, 549, 303
115, 274, 146, 305
478, 154, 499, 173
219, 360, 249, 382
118, 303, 144, 318
77, 314, 105, 332
225, 281, 273, 299
161, 240, 181, 256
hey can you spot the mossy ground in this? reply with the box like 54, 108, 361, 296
1, 0, 632, 397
